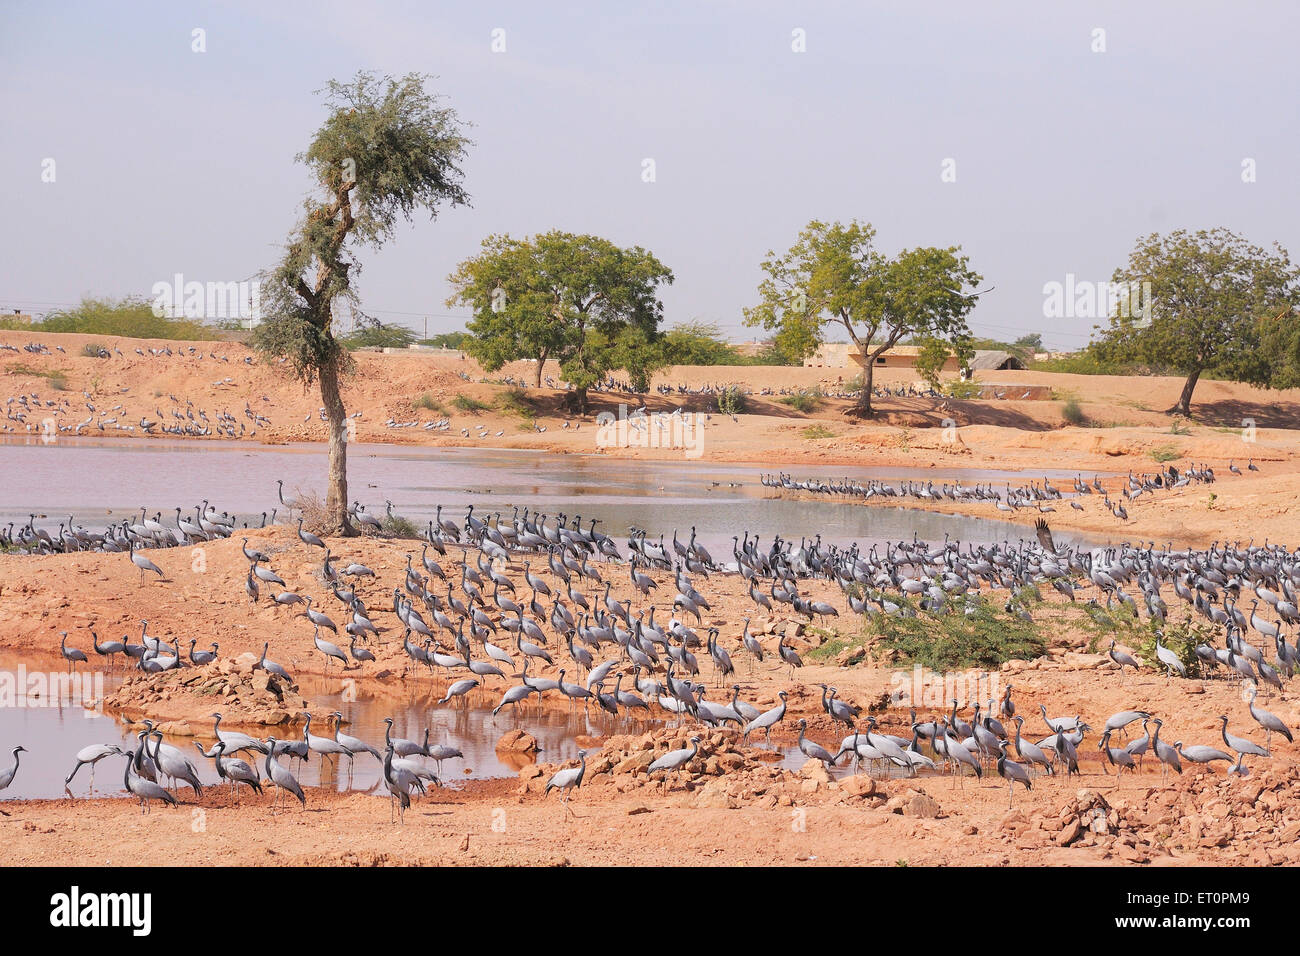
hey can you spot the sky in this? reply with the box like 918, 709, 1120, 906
2, 0, 1297, 349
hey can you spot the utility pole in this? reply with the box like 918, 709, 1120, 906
424, 316, 428, 340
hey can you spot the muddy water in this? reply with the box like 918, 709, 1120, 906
0, 437, 1100, 555
0, 660, 871, 801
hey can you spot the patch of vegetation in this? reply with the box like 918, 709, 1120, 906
807, 635, 853, 662
1135, 617, 1210, 679
340, 320, 417, 350
943, 379, 981, 399
1168, 417, 1192, 436
780, 388, 823, 413
1207, 493, 1217, 510
496, 387, 537, 420
418, 331, 469, 349
1030, 351, 1140, 376
48, 372, 69, 391
452, 393, 491, 413
802, 424, 835, 440
896, 425, 913, 451
1061, 398, 1086, 426
413, 393, 446, 413
867, 596, 1046, 670
380, 514, 420, 538
1149, 443, 1181, 463
6, 363, 57, 379
716, 385, 747, 416
0, 295, 224, 340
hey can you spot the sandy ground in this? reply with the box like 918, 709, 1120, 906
3, 330, 1300, 865
3, 523, 1300, 866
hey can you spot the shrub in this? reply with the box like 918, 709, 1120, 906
1061, 398, 1086, 425
452, 393, 491, 413
780, 388, 822, 413
802, 424, 834, 440
413, 393, 445, 413
1150, 443, 1181, 463
868, 596, 1046, 670
716, 386, 746, 416
944, 379, 981, 399
496, 387, 536, 420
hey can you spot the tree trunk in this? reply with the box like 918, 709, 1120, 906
533, 358, 544, 388
854, 356, 876, 416
318, 358, 357, 536
1170, 367, 1201, 417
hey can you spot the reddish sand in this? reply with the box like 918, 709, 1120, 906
2, 330, 1299, 865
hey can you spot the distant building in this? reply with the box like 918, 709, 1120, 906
847, 345, 1025, 373
728, 341, 768, 359
803, 342, 855, 367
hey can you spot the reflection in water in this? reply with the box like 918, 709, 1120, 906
0, 437, 1102, 556
0, 660, 887, 800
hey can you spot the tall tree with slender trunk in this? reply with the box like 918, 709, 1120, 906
254, 72, 470, 533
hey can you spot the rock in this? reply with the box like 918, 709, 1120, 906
1058, 819, 1082, 846
495, 730, 539, 753
800, 759, 831, 785
695, 781, 739, 809
615, 751, 656, 775
840, 774, 877, 798
627, 805, 651, 816
904, 792, 940, 819
518, 764, 543, 781
718, 752, 746, 772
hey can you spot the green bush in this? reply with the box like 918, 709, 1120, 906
717, 385, 747, 415
1150, 443, 1181, 463
802, 424, 834, 440
780, 388, 822, 413
0, 296, 222, 340
413, 393, 445, 413
944, 379, 981, 399
452, 393, 491, 413
496, 387, 536, 420
869, 596, 1046, 670
1061, 398, 1086, 425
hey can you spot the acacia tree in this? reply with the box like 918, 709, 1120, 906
1092, 228, 1298, 416
254, 72, 470, 533
447, 231, 673, 408
743, 220, 983, 415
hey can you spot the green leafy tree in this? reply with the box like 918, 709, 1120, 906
743, 220, 983, 415
254, 71, 470, 533
1256, 307, 1300, 389
419, 330, 469, 349
1092, 228, 1298, 416
341, 319, 417, 350
447, 231, 673, 409
661, 321, 743, 365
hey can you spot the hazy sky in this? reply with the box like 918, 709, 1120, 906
3, 0, 1297, 349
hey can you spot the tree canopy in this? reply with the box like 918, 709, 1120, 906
447, 231, 673, 404
743, 219, 982, 414
1091, 228, 1299, 415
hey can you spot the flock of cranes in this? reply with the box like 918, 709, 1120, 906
3, 464, 1297, 820
764, 460, 1254, 524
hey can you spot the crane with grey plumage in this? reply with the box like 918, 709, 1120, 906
545, 750, 588, 815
